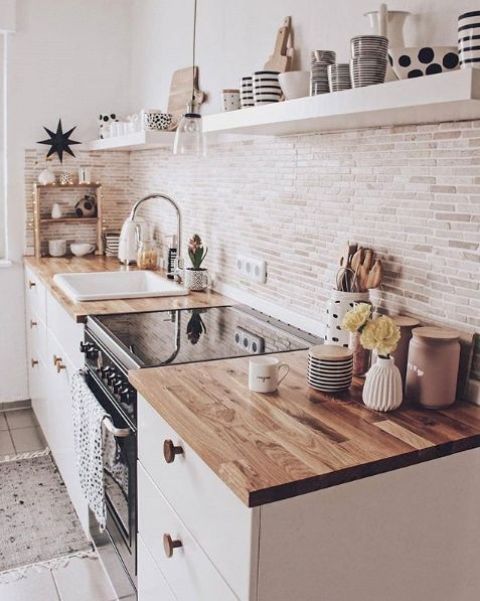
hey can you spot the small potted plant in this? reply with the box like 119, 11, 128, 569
360, 315, 402, 412
185, 234, 208, 291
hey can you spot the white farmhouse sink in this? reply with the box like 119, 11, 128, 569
53, 270, 189, 302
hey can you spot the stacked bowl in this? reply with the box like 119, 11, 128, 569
350, 35, 388, 87
253, 71, 282, 105
328, 63, 352, 92
104, 232, 120, 257
240, 76, 254, 108
458, 11, 480, 68
308, 345, 353, 393
310, 50, 336, 95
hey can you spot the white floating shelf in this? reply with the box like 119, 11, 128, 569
203, 68, 480, 136
83, 130, 175, 151
83, 70, 480, 151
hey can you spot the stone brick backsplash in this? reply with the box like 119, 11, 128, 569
25, 119, 480, 333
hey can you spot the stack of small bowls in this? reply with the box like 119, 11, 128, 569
458, 11, 480, 68
240, 76, 254, 108
310, 50, 336, 95
253, 71, 282, 105
327, 63, 352, 92
350, 35, 388, 87
104, 232, 120, 257
307, 345, 353, 393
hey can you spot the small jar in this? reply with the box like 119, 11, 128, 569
137, 240, 159, 270
405, 327, 460, 409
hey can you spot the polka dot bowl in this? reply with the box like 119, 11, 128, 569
388, 46, 460, 79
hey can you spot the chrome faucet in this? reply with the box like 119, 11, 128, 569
118, 193, 182, 275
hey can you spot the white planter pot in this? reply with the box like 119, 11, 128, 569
184, 268, 208, 291
324, 290, 370, 347
363, 356, 403, 412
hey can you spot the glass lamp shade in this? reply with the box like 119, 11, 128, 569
173, 112, 206, 156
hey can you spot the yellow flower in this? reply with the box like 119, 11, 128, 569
341, 303, 372, 333
360, 315, 401, 357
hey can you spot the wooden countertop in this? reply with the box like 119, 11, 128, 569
24, 256, 233, 322
130, 351, 480, 507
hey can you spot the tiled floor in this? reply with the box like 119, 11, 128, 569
0, 408, 46, 458
0, 408, 122, 601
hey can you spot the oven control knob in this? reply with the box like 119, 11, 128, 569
112, 379, 123, 392
80, 342, 92, 354
106, 371, 117, 384
101, 366, 113, 380
119, 387, 132, 403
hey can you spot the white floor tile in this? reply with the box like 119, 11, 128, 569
0, 430, 14, 457
5, 409, 37, 430
0, 569, 59, 601
52, 557, 117, 601
10, 427, 46, 453
0, 413, 7, 431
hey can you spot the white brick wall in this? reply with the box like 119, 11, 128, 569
25, 119, 480, 332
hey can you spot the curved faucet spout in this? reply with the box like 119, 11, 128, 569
129, 193, 182, 261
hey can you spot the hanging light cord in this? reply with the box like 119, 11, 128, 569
191, 0, 198, 109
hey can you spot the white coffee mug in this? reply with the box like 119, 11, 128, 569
248, 356, 290, 393
48, 239, 67, 257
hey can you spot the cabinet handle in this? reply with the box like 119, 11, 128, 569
28, 280, 36, 289
31, 358, 39, 368
163, 534, 182, 558
163, 439, 184, 464
53, 355, 66, 373
30, 319, 38, 328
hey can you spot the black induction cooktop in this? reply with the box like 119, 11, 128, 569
87, 305, 320, 370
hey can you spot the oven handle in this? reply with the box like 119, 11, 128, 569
103, 417, 131, 438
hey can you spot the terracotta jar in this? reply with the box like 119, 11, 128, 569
391, 315, 421, 386
405, 327, 461, 409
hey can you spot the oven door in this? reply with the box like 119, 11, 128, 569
85, 371, 137, 597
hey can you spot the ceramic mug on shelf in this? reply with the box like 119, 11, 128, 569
141, 109, 173, 131
248, 356, 289, 393
48, 239, 67, 257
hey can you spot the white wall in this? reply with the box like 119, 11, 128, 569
0, 0, 132, 402
129, 0, 475, 114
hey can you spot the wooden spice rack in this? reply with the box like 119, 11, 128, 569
32, 183, 103, 258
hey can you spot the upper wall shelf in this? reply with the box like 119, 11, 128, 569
82, 69, 480, 152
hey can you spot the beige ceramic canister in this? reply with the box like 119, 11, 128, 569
405, 327, 461, 409
391, 315, 421, 387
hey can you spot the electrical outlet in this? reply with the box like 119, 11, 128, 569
234, 327, 265, 354
236, 254, 267, 283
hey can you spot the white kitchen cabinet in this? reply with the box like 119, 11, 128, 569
137, 535, 176, 601
24, 266, 88, 534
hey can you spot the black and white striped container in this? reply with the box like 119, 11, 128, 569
240, 76, 254, 108
458, 11, 480, 68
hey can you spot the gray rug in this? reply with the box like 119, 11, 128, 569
0, 450, 93, 580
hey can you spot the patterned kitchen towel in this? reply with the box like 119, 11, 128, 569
71, 371, 109, 530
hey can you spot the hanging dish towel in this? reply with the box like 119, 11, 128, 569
71, 371, 109, 530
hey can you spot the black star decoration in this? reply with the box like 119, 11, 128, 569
37, 119, 81, 163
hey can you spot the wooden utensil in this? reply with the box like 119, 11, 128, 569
167, 66, 206, 122
363, 248, 374, 271
366, 259, 383, 289
264, 17, 292, 73
351, 248, 364, 273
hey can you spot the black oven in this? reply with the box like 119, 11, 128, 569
83, 331, 137, 600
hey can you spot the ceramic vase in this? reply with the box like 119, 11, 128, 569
362, 356, 403, 412
349, 332, 371, 376
38, 166, 55, 185
51, 203, 62, 219
325, 290, 370, 348
184, 268, 208, 291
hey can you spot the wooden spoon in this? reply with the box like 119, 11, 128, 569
366, 259, 383, 289
363, 248, 374, 272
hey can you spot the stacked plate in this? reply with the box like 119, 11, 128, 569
308, 345, 353, 393
458, 11, 480, 68
240, 76, 254, 108
327, 63, 352, 92
105, 232, 120, 257
350, 35, 388, 88
253, 71, 282, 105
310, 50, 336, 95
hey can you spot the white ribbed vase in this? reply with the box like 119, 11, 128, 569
362, 356, 403, 412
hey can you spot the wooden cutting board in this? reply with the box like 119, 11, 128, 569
167, 66, 205, 121
264, 16, 293, 73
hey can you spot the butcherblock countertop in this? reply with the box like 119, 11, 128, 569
24, 256, 232, 322
130, 351, 480, 507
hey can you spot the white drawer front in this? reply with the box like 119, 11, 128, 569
138, 462, 238, 601
46, 293, 84, 369
26, 307, 47, 364
138, 395, 257, 600
138, 535, 177, 601
25, 267, 47, 325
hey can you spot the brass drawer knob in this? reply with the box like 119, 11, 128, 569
28, 280, 36, 289
163, 533, 182, 558
53, 355, 66, 373
163, 439, 184, 464
30, 319, 38, 328
31, 358, 39, 368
